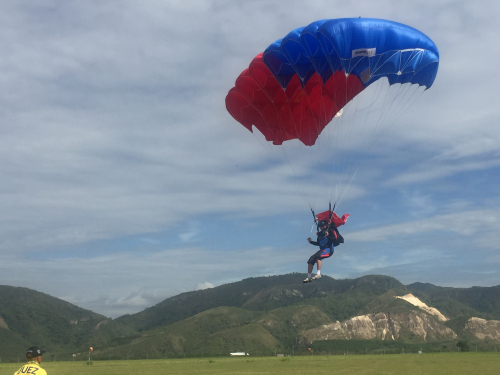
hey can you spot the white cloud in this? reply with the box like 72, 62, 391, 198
348, 208, 500, 242
197, 282, 215, 290
0, 245, 305, 317
386, 156, 500, 186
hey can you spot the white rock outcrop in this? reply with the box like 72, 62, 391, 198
0, 316, 8, 330
395, 294, 448, 321
302, 311, 457, 343
464, 317, 500, 342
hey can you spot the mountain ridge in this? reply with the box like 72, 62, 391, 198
1, 275, 499, 361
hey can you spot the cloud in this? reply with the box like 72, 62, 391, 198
386, 157, 500, 186
0, 245, 305, 317
179, 221, 200, 242
348, 208, 500, 242
2, 0, 498, 253
197, 282, 215, 290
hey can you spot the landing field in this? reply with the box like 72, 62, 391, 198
2, 353, 499, 375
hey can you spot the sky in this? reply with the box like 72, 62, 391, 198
1, 0, 499, 318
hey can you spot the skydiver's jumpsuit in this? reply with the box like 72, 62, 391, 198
307, 230, 334, 265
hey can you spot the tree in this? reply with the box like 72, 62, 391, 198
456, 341, 470, 352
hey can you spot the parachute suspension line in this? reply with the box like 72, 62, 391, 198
239, 72, 311, 207
326, 62, 394, 206
265, 82, 317, 208
327, 61, 364, 206
335, 169, 357, 212
355, 81, 400, 154
369, 63, 427, 138
386, 84, 421, 123
294, 78, 333, 209
311, 206, 321, 233
332, 59, 351, 203
249, 126, 280, 158
274, 61, 343, 209
345, 78, 402, 165
328, 70, 426, 207
329, 90, 361, 210
325, 57, 408, 207
321, 50, 353, 206
368, 79, 398, 138
277, 105, 312, 207
364, 78, 427, 152
330, 67, 349, 204
311, 206, 318, 225
381, 81, 426, 130
367, 84, 412, 144
316, 47, 343, 204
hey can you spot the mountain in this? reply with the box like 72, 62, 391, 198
98, 276, 500, 358
2, 275, 500, 361
407, 282, 500, 320
0, 285, 137, 361
115, 274, 406, 332
90, 287, 500, 359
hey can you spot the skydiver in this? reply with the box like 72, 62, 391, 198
303, 219, 342, 283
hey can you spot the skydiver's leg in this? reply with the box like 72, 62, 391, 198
307, 263, 314, 277
310, 259, 322, 280
307, 253, 318, 278
306, 251, 322, 282
307, 262, 313, 277
304, 262, 315, 283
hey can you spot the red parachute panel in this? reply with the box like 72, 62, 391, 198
226, 53, 365, 146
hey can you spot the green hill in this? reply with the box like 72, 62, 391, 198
114, 274, 305, 331
2, 275, 500, 362
115, 274, 406, 332
89, 275, 417, 359
91, 306, 269, 358
91, 305, 334, 359
407, 283, 500, 319
0, 285, 137, 361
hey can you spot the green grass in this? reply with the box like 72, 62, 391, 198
2, 353, 499, 375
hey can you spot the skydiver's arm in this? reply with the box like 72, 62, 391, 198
308, 237, 320, 246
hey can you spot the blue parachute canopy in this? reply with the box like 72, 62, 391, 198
263, 18, 439, 90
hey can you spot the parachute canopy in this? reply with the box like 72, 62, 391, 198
226, 18, 439, 146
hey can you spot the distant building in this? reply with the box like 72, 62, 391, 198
229, 352, 249, 356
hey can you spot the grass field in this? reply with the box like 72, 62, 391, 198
2, 353, 499, 375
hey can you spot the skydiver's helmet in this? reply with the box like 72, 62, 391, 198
318, 220, 328, 229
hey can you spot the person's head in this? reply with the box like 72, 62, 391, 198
26, 347, 45, 364
318, 220, 328, 230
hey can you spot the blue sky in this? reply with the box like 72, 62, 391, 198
1, 0, 499, 318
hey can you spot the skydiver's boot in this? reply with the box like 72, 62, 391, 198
311, 274, 321, 280
303, 277, 312, 283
